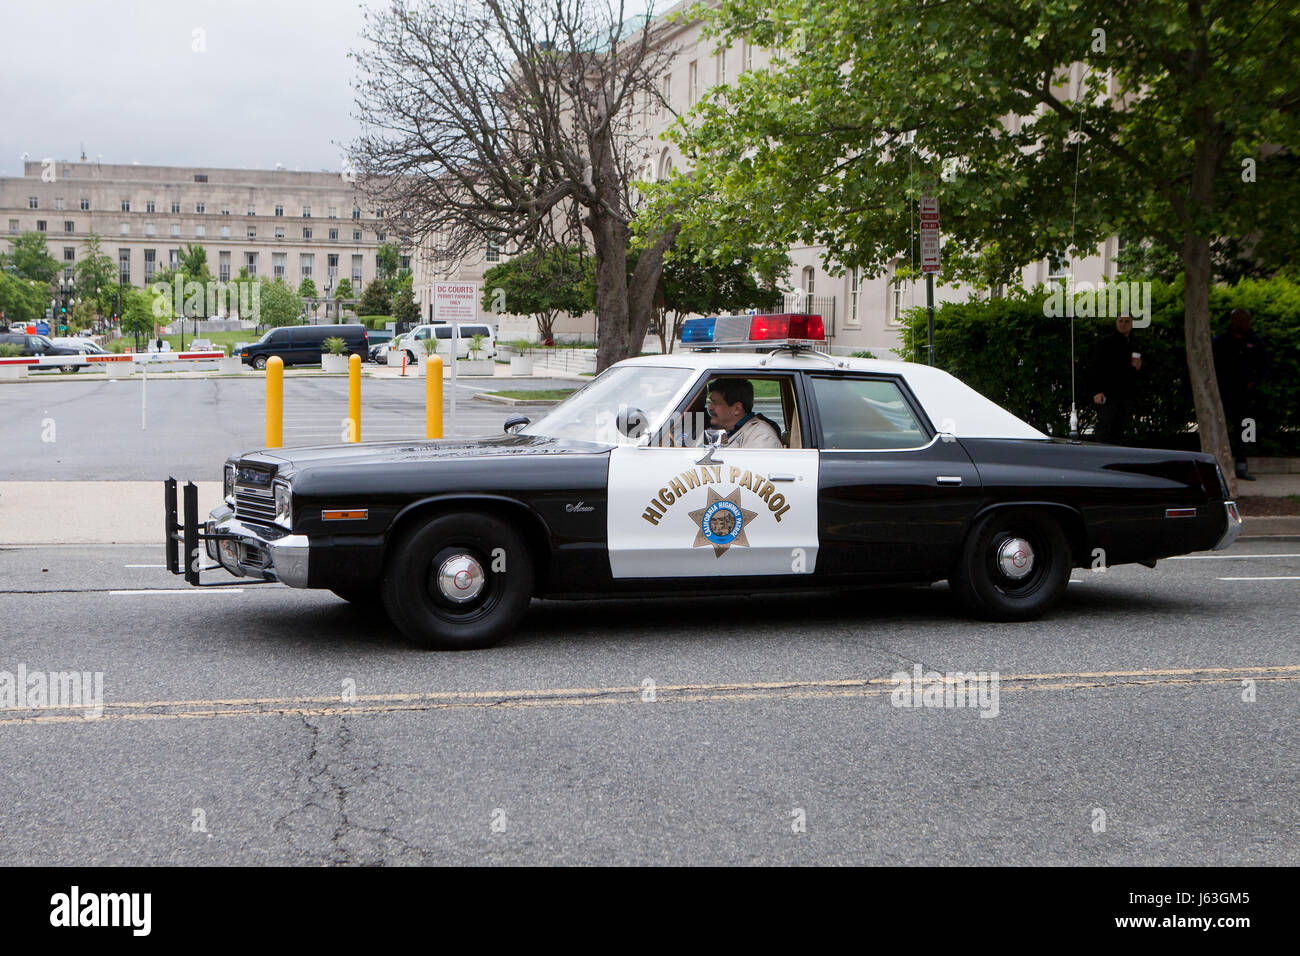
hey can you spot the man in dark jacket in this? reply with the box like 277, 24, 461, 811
1089, 314, 1142, 444
1213, 309, 1271, 481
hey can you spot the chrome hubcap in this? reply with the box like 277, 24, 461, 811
997, 537, 1034, 579
434, 553, 485, 603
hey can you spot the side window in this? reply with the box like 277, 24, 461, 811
270, 329, 290, 345
414, 328, 429, 339
812, 376, 929, 449
434, 327, 452, 339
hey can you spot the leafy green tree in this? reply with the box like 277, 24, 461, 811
482, 245, 593, 343
358, 277, 391, 316
0, 271, 48, 324
334, 277, 353, 301
2, 232, 59, 286
258, 278, 301, 329
226, 268, 258, 320
654, 239, 784, 352
299, 277, 319, 300
119, 287, 156, 348
74, 233, 117, 318
391, 275, 420, 324
655, 0, 1300, 492
376, 243, 402, 290
178, 244, 212, 282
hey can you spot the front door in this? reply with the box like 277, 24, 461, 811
607, 445, 819, 578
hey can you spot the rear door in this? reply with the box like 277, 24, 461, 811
808, 372, 982, 578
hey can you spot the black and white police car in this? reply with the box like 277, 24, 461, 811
166, 313, 1240, 649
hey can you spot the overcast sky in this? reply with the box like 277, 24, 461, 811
0, 0, 661, 179
0, 0, 370, 177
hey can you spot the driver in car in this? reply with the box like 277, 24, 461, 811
706, 378, 783, 448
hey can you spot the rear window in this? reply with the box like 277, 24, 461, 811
811, 376, 928, 449
463, 325, 491, 337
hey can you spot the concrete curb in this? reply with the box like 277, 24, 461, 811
471, 393, 563, 406
1241, 517, 1300, 538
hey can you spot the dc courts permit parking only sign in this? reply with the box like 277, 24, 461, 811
433, 281, 480, 322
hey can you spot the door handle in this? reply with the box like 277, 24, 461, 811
935, 476, 963, 485
768, 474, 796, 482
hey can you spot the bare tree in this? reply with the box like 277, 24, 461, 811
351, 0, 681, 370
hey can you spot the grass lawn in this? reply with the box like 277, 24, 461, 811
112, 330, 254, 353
487, 389, 576, 401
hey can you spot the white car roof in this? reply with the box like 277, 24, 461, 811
616, 351, 1047, 440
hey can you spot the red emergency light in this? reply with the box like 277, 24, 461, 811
748, 313, 825, 341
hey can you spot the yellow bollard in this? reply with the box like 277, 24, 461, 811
265, 355, 283, 449
426, 355, 443, 439
348, 353, 361, 442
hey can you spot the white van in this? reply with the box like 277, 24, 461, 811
396, 323, 496, 363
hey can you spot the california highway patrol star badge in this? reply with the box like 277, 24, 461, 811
688, 487, 758, 557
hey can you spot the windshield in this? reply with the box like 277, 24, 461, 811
522, 364, 695, 443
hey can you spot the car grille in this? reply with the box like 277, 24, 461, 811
234, 489, 277, 525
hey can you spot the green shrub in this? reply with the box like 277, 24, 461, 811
358, 315, 391, 331
322, 336, 347, 355
899, 277, 1300, 452
849, 350, 877, 359
0, 343, 24, 357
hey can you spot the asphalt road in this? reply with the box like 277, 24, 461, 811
0, 540, 1296, 865
0, 375, 571, 480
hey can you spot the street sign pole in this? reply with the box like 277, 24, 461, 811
926, 272, 935, 367
919, 195, 941, 366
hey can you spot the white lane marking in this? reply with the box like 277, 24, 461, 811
124, 564, 165, 568
1217, 576, 1300, 582
110, 588, 245, 595
1172, 553, 1300, 560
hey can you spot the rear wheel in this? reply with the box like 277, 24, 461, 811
382, 512, 534, 650
949, 509, 1072, 621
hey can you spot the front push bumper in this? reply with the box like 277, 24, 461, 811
165, 478, 309, 587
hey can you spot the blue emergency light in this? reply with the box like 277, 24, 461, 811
679, 313, 826, 349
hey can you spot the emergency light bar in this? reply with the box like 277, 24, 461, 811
680, 313, 826, 349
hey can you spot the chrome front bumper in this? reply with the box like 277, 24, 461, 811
1213, 501, 1242, 551
205, 505, 311, 587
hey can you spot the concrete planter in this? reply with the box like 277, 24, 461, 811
509, 356, 534, 375
321, 353, 349, 373
386, 349, 406, 367
0, 364, 28, 381
457, 359, 496, 376
105, 361, 134, 378
219, 356, 245, 374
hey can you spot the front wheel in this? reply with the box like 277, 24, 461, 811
949, 509, 1072, 621
382, 512, 534, 650
252, 355, 268, 370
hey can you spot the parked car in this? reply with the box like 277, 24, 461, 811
166, 313, 1239, 650
366, 330, 395, 363
50, 337, 108, 355
239, 324, 368, 370
0, 332, 83, 372
395, 323, 496, 364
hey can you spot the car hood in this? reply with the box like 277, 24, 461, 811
238, 433, 610, 476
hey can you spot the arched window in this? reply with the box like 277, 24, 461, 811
801, 266, 815, 296
658, 149, 674, 180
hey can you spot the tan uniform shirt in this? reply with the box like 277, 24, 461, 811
726, 415, 783, 448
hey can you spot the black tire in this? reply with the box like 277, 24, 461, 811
252, 355, 268, 370
405, 350, 417, 366
59, 364, 78, 374
381, 511, 533, 650
949, 508, 1072, 621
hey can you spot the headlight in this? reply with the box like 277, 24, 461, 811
273, 480, 293, 528
223, 464, 236, 504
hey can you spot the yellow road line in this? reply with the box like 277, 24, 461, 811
1, 665, 1295, 727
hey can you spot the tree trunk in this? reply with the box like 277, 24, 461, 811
1182, 232, 1237, 499
590, 212, 631, 372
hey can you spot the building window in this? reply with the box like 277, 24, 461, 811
352, 230, 361, 242
299, 253, 314, 278
328, 227, 338, 241
7, 219, 18, 233
171, 223, 181, 237
272, 252, 286, 279
195, 202, 205, 214
248, 226, 257, 239
375, 207, 385, 219
327, 253, 339, 278
351, 254, 363, 284
802, 266, 815, 296
145, 249, 156, 281
220, 225, 230, 238
302, 206, 311, 218
63, 247, 75, 262
742, 41, 753, 72
1047, 250, 1070, 290
716, 50, 726, 86
194, 174, 208, 183
64, 220, 75, 233
118, 249, 131, 284
688, 61, 698, 104
274, 204, 283, 217
29, 197, 38, 209
218, 251, 230, 282
121, 199, 130, 212
247, 206, 256, 216
221, 206, 230, 216
303, 227, 313, 240
890, 280, 906, 325
245, 252, 258, 276
145, 222, 155, 236
328, 206, 337, 219
80, 198, 90, 211
146, 200, 156, 213
486, 240, 500, 262
195, 225, 206, 238
848, 267, 861, 326
376, 232, 386, 242
119, 222, 129, 235
275, 226, 285, 239
54, 197, 65, 210
169, 249, 180, 268
352, 207, 360, 220
36, 220, 47, 232
171, 201, 181, 214
661, 74, 671, 109
400, 255, 410, 271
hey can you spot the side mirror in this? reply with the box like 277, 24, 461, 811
503, 416, 530, 434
